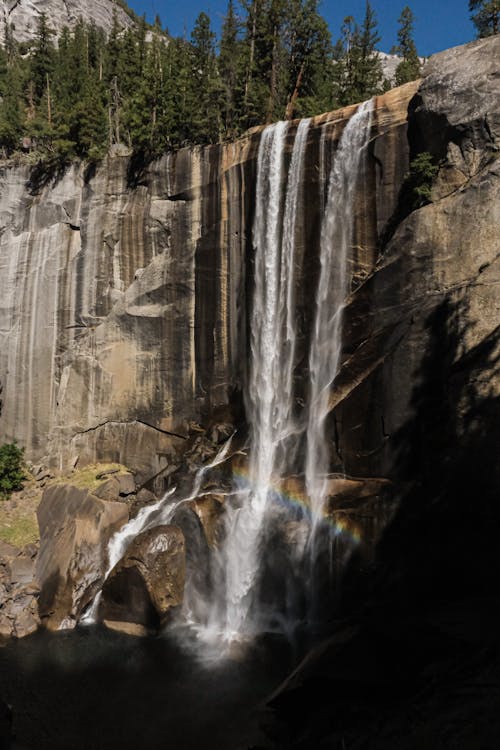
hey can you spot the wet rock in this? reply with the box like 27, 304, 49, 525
209, 423, 234, 445
35, 484, 129, 630
98, 525, 185, 633
186, 495, 225, 549
129, 488, 158, 518
135, 488, 157, 506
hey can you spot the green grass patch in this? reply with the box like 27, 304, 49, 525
0, 515, 39, 548
50, 463, 131, 492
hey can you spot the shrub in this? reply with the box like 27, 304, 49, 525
0, 443, 25, 499
408, 152, 439, 209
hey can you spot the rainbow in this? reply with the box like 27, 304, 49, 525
231, 465, 364, 545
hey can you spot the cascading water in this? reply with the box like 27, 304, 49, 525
305, 100, 374, 544
81, 436, 235, 625
82, 103, 374, 650
213, 118, 312, 641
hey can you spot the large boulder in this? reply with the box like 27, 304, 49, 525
35, 484, 128, 630
0, 542, 40, 639
98, 524, 185, 635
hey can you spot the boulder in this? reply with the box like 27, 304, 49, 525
117, 473, 136, 496
35, 484, 128, 630
98, 524, 185, 634
186, 494, 225, 549
128, 488, 158, 519
93, 477, 121, 501
0, 546, 40, 639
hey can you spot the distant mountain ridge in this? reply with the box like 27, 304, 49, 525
0, 0, 135, 43
377, 51, 426, 83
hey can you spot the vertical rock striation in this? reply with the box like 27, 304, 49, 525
0, 35, 498, 492
0, 82, 414, 480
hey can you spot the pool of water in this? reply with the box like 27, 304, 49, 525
0, 625, 292, 750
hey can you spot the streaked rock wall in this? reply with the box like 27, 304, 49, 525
1, 36, 498, 485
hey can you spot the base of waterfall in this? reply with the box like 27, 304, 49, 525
0, 624, 292, 750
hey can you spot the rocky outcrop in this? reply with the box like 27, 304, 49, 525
0, 0, 134, 44
334, 36, 500, 479
0, 540, 40, 639
35, 484, 128, 629
98, 524, 185, 634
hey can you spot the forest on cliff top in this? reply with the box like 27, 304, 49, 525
0, 0, 497, 163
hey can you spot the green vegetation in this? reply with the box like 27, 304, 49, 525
392, 6, 421, 86
0, 515, 38, 547
408, 152, 439, 208
51, 463, 131, 492
0, 443, 25, 499
469, 0, 499, 37
0, 2, 424, 163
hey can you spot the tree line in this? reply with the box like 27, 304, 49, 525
0, 0, 494, 163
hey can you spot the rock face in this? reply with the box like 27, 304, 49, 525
335, 36, 500, 480
98, 524, 185, 634
0, 541, 40, 638
35, 484, 128, 629
0, 36, 498, 494
0, 0, 134, 44
0, 82, 414, 480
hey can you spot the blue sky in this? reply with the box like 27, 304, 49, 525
128, 0, 476, 57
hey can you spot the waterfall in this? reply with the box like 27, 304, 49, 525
214, 118, 311, 640
81, 436, 235, 626
82, 103, 373, 647
305, 100, 374, 538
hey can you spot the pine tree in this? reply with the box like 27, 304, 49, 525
469, 0, 499, 36
0, 64, 24, 154
284, 0, 333, 119
219, 0, 243, 137
189, 12, 223, 142
354, 2, 383, 100
30, 13, 55, 100
393, 6, 421, 85
335, 5, 383, 107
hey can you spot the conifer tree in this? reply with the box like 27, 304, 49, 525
335, 4, 383, 107
189, 12, 222, 142
219, 0, 243, 137
30, 13, 55, 100
393, 6, 421, 85
354, 1, 383, 100
469, 0, 499, 36
284, 0, 333, 119
0, 63, 24, 154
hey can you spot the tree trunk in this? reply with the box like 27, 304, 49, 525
285, 61, 305, 120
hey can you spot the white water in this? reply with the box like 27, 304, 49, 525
81, 436, 235, 624
305, 100, 374, 537
201, 118, 311, 641
83, 104, 373, 647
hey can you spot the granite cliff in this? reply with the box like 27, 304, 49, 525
0, 34, 499, 750
0, 0, 134, 43
1, 36, 498, 490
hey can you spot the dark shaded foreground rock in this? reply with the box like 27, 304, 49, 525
36, 484, 129, 630
98, 524, 185, 635
0, 627, 289, 750
0, 542, 40, 639
0, 696, 12, 750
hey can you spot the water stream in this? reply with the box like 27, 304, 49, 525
305, 100, 374, 537
83, 102, 373, 650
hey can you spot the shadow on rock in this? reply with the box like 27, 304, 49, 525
263, 295, 500, 748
